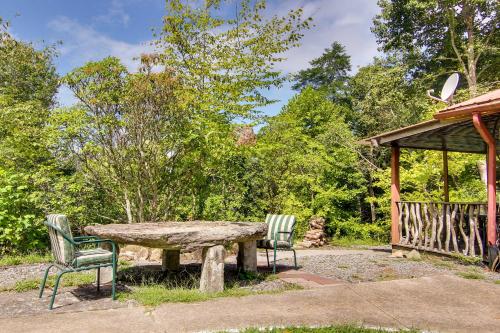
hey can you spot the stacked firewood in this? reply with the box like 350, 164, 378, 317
300, 216, 327, 248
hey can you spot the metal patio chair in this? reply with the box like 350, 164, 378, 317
257, 214, 297, 273
39, 214, 117, 309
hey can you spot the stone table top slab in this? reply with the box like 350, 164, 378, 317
84, 221, 267, 252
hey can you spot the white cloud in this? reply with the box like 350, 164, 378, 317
48, 16, 153, 106
267, 0, 381, 74
93, 0, 130, 26
48, 16, 153, 71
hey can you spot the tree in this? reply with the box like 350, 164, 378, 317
292, 41, 351, 102
55, 57, 192, 223
373, 0, 499, 96
154, 0, 311, 120
0, 19, 61, 252
257, 88, 365, 236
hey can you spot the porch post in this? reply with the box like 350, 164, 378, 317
391, 146, 400, 244
443, 151, 449, 202
472, 113, 498, 264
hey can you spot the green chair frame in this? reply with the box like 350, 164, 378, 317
39, 220, 117, 310
263, 230, 298, 274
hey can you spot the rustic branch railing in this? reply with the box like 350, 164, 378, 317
397, 201, 491, 258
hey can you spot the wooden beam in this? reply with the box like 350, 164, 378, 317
472, 113, 497, 250
391, 146, 401, 245
443, 151, 449, 202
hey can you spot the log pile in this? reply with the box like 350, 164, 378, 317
300, 216, 327, 248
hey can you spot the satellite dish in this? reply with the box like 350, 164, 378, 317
427, 73, 460, 104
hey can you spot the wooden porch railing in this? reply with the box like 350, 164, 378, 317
396, 201, 493, 258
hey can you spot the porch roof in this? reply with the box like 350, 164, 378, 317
360, 89, 500, 154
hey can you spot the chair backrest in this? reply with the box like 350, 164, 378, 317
265, 214, 296, 242
46, 214, 75, 265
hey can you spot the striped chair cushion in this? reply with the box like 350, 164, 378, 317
47, 214, 75, 265
257, 239, 291, 249
73, 248, 113, 267
265, 214, 296, 242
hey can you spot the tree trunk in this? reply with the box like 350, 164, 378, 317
125, 192, 133, 224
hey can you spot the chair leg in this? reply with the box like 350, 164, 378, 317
273, 246, 277, 274
292, 249, 297, 269
265, 249, 270, 267
39, 264, 54, 298
111, 256, 117, 300
96, 267, 100, 292
49, 271, 66, 310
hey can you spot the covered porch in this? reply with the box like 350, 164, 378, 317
362, 90, 500, 267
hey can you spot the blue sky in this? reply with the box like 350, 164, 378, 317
2, 0, 380, 116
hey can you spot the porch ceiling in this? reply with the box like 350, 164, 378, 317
361, 114, 500, 154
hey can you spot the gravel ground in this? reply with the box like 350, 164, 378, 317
279, 249, 500, 283
0, 263, 51, 289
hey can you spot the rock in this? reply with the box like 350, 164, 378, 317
236, 241, 257, 272
181, 249, 203, 261
135, 247, 150, 261
302, 216, 327, 247
119, 251, 135, 261
84, 221, 267, 253
149, 248, 163, 262
162, 249, 180, 271
200, 245, 225, 293
405, 249, 421, 260
390, 250, 404, 258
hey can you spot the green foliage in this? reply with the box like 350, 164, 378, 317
373, 0, 499, 94
155, 0, 311, 119
293, 42, 351, 103
257, 88, 365, 237
0, 168, 46, 253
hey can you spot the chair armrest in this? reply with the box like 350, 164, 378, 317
74, 239, 117, 254
73, 235, 99, 241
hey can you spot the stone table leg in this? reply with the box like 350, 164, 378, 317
237, 241, 257, 272
200, 245, 225, 293
162, 249, 180, 271
98, 243, 120, 283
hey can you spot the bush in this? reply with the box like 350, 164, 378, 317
0, 169, 47, 254
327, 218, 389, 242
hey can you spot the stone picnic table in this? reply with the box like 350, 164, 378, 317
84, 221, 267, 292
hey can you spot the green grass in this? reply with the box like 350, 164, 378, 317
330, 238, 385, 248
494, 280, 500, 284
456, 271, 486, 280
223, 325, 418, 333
0, 272, 95, 292
0, 252, 52, 267
118, 282, 302, 307
450, 253, 482, 266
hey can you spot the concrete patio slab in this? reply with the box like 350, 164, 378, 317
1, 274, 498, 333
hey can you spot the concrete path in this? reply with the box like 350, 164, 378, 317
1, 274, 499, 333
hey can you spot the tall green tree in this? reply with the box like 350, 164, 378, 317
154, 0, 311, 120
257, 88, 365, 236
55, 57, 192, 223
292, 41, 351, 103
0, 19, 60, 252
373, 0, 499, 95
